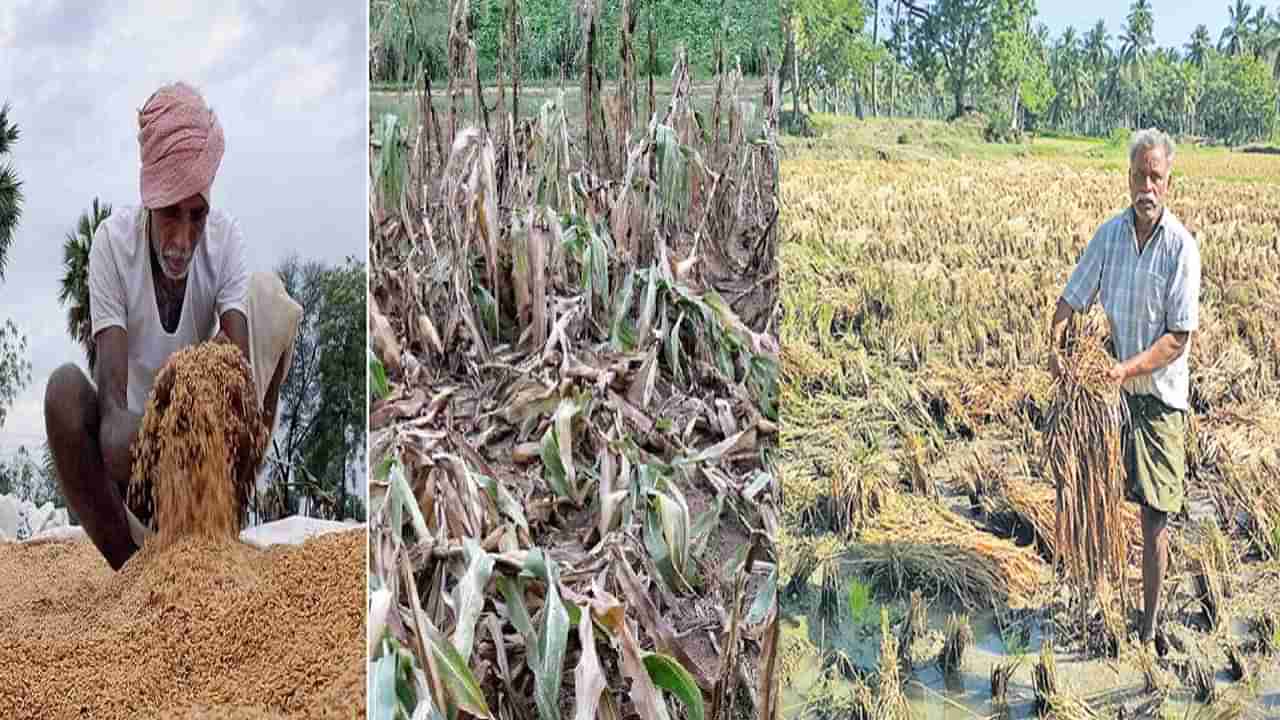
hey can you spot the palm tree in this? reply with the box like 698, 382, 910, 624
58, 198, 112, 370
0, 103, 21, 281
1252, 9, 1280, 112
1220, 0, 1252, 56
1083, 20, 1113, 133
1050, 26, 1089, 131
1186, 24, 1212, 68
1120, 0, 1155, 127
1248, 4, 1269, 57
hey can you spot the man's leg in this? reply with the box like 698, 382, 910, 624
1139, 504, 1169, 643
43, 363, 138, 570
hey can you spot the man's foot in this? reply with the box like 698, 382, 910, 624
1153, 627, 1170, 658
1138, 628, 1170, 658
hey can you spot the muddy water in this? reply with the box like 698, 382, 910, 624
780, 582, 1280, 719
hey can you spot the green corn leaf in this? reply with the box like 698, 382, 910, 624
370, 648, 400, 720
451, 538, 495, 661
611, 268, 637, 351
525, 549, 570, 720
369, 351, 390, 400
643, 654, 705, 720
423, 623, 493, 719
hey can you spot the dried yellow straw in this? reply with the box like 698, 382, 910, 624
1045, 320, 1128, 605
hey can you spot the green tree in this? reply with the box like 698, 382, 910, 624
918, 0, 993, 119
1220, 0, 1253, 57
0, 103, 21, 281
265, 257, 367, 521
0, 320, 30, 431
1201, 52, 1278, 142
1186, 24, 1212, 68
58, 198, 112, 371
788, 0, 877, 115
6, 446, 61, 508
989, 0, 1054, 130
1048, 26, 1089, 131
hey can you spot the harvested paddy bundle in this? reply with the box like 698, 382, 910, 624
939, 612, 973, 675
129, 342, 268, 544
1099, 596, 1125, 658
1033, 641, 1099, 719
854, 499, 1046, 609
1251, 611, 1277, 655
818, 560, 842, 624
900, 432, 936, 497
1032, 642, 1058, 714
1044, 320, 1128, 603
1133, 640, 1170, 695
1190, 545, 1227, 632
1200, 521, 1237, 598
990, 658, 1020, 718
875, 609, 910, 720
1217, 458, 1280, 560
824, 649, 861, 682
846, 675, 876, 720
1225, 643, 1251, 683
896, 590, 927, 671
984, 478, 1142, 562
919, 364, 1053, 436
1187, 657, 1217, 703
800, 463, 889, 537
785, 553, 819, 598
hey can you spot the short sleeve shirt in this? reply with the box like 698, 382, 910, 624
1061, 207, 1200, 410
88, 206, 250, 414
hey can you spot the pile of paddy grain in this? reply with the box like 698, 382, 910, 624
129, 341, 269, 543
0, 530, 365, 719
0, 344, 363, 718
1044, 321, 1128, 601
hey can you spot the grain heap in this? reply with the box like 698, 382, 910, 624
129, 341, 269, 543
0, 530, 364, 718
1044, 320, 1128, 604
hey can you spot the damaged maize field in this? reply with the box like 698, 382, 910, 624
778, 117, 1280, 719
366, 1, 782, 718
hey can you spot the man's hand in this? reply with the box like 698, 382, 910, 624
1107, 362, 1128, 384
1049, 350, 1064, 380
1049, 297, 1075, 381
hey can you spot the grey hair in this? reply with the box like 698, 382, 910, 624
1129, 128, 1175, 167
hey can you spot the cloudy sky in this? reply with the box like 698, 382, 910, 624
0, 1, 367, 459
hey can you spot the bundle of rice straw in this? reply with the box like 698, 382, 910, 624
939, 612, 973, 674
875, 608, 910, 720
984, 479, 1142, 562
129, 342, 268, 544
1044, 319, 1128, 604
856, 499, 1046, 609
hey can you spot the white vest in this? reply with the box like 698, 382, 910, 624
88, 206, 249, 414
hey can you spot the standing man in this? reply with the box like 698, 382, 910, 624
43, 83, 295, 570
1050, 128, 1200, 655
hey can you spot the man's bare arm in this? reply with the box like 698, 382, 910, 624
1114, 331, 1190, 381
94, 327, 142, 485
1048, 297, 1076, 378
218, 309, 250, 364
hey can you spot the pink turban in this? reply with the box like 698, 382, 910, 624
137, 82, 224, 209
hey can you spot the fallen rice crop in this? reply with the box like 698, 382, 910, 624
778, 115, 1280, 716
